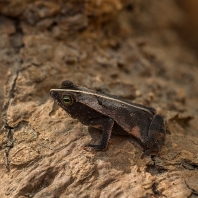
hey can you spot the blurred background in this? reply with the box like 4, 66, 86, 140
177, 0, 198, 50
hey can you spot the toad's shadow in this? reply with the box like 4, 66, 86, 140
87, 126, 144, 172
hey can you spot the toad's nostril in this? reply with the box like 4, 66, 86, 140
50, 90, 57, 98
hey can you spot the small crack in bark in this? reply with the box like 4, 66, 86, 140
2, 19, 23, 172
4, 124, 14, 172
182, 159, 198, 170
152, 182, 160, 196
2, 72, 19, 173
185, 180, 198, 198
146, 156, 168, 175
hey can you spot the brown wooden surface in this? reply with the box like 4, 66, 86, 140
0, 1, 198, 197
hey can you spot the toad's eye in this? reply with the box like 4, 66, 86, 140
63, 95, 73, 105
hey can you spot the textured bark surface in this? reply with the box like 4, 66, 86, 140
0, 1, 198, 197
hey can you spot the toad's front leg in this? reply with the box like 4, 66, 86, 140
85, 118, 114, 151
143, 114, 166, 157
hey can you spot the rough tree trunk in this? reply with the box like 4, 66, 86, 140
0, 1, 198, 197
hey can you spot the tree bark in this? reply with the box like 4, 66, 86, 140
0, 1, 198, 197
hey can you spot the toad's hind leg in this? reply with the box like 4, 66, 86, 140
143, 114, 166, 157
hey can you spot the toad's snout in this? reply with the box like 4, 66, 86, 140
50, 90, 58, 99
